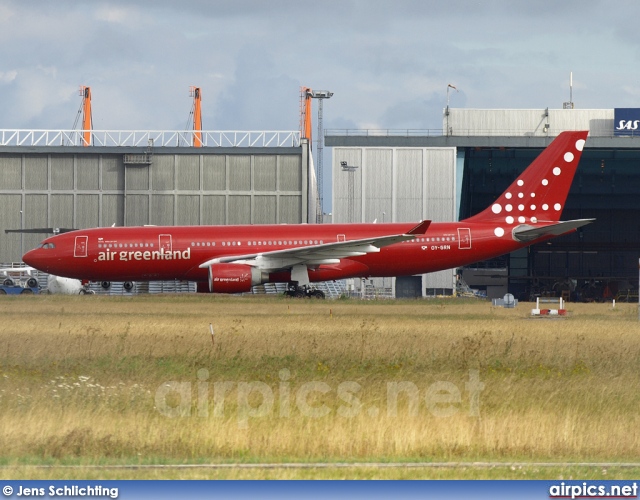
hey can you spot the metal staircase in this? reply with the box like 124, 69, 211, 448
251, 281, 346, 299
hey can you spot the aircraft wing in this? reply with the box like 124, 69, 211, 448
0, 266, 37, 274
198, 220, 431, 270
512, 219, 595, 242
4, 228, 76, 234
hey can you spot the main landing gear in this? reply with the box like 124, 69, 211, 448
284, 283, 325, 299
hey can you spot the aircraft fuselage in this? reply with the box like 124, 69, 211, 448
25, 222, 532, 283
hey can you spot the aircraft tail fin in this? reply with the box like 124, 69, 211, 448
467, 131, 588, 227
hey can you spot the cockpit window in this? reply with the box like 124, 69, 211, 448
42, 243, 55, 249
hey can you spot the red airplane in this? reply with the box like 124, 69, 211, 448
23, 131, 593, 298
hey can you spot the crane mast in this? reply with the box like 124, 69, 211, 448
299, 86, 313, 143
190, 86, 203, 147
79, 86, 92, 147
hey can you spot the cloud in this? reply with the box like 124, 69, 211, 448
1, 0, 640, 131
0, 70, 17, 84
213, 46, 301, 130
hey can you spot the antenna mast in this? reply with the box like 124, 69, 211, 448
570, 71, 573, 107
563, 72, 574, 109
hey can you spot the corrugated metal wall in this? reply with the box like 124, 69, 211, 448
446, 108, 613, 136
332, 147, 457, 295
0, 151, 304, 262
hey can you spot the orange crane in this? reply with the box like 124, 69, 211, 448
299, 86, 313, 144
190, 86, 203, 147
79, 86, 92, 146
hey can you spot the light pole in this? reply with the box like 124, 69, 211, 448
309, 90, 333, 223
340, 161, 358, 223
19, 210, 23, 263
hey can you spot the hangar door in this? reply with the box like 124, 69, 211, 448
395, 276, 422, 298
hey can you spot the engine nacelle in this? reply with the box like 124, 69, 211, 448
201, 263, 265, 294
47, 275, 84, 295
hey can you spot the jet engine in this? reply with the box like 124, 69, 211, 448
47, 275, 84, 295
200, 263, 266, 293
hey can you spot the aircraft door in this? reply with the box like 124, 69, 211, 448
457, 228, 472, 250
74, 236, 88, 257
159, 234, 172, 253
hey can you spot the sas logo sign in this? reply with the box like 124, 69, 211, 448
614, 108, 640, 136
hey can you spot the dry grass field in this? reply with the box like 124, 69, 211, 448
1, 294, 639, 479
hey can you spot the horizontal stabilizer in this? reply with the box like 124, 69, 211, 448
512, 219, 595, 242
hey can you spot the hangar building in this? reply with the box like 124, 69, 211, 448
0, 131, 310, 265
327, 108, 640, 301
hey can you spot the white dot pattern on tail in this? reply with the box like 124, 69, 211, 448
491, 140, 581, 235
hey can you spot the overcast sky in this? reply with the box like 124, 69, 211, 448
1, 1, 639, 210
2, 0, 639, 132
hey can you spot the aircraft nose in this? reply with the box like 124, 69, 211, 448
23, 248, 45, 271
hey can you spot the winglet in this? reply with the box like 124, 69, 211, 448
406, 220, 431, 235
